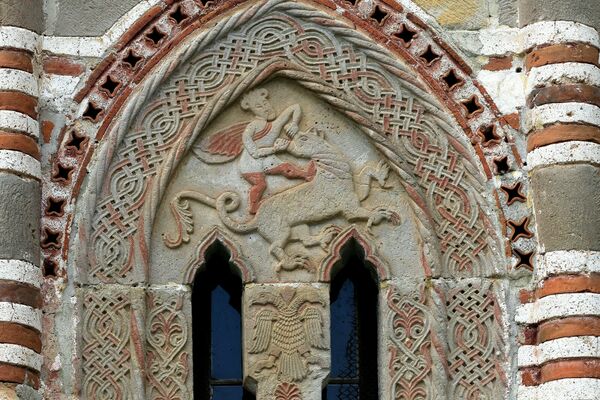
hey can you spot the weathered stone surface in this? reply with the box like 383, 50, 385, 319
0, 384, 17, 400
15, 383, 41, 400
0, 0, 43, 33
33, 1, 541, 398
410, 0, 518, 29
0, 173, 39, 266
244, 284, 329, 398
518, 0, 600, 31
145, 287, 192, 400
383, 281, 449, 399
52, 0, 141, 36
531, 164, 600, 252
152, 80, 432, 285
80, 286, 146, 400
498, 0, 518, 27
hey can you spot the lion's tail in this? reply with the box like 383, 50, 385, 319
216, 191, 258, 233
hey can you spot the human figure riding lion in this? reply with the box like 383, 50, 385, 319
168, 87, 400, 272
194, 88, 316, 214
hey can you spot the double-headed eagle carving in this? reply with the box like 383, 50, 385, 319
249, 288, 328, 381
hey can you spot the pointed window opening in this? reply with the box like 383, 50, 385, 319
325, 241, 379, 399
192, 243, 255, 400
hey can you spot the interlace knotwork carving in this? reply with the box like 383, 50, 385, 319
387, 286, 432, 400
446, 282, 505, 399
90, 1, 494, 282
275, 382, 303, 400
82, 291, 132, 399
146, 291, 189, 400
248, 287, 328, 381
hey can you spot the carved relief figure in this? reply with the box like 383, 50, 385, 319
248, 287, 327, 382
193, 88, 315, 214
164, 88, 399, 272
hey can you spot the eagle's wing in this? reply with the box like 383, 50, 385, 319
249, 309, 275, 354
191, 121, 249, 164
302, 306, 327, 349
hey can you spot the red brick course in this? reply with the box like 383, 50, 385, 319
526, 43, 600, 70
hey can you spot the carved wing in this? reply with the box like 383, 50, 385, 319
302, 306, 327, 349
191, 121, 249, 164
249, 309, 276, 354
289, 291, 326, 312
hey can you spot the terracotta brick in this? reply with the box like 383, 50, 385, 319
0, 363, 39, 388
0, 280, 42, 308
0, 322, 41, 352
0, 91, 37, 119
528, 84, 600, 108
520, 367, 541, 386
483, 56, 513, 71
74, 53, 116, 103
502, 113, 520, 130
0, 132, 40, 160
527, 123, 600, 151
540, 359, 600, 383
0, 50, 33, 73
536, 273, 600, 299
538, 316, 600, 343
519, 288, 534, 304
43, 56, 85, 76
526, 43, 600, 70
114, 5, 165, 50
520, 325, 538, 345
41, 120, 54, 144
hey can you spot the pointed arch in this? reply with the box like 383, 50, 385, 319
326, 229, 381, 398
183, 227, 255, 285
319, 227, 390, 282
46, 0, 513, 284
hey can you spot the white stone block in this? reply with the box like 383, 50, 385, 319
0, 260, 42, 288
0, 150, 41, 180
527, 141, 600, 169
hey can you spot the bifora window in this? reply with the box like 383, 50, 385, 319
192, 244, 255, 399
325, 242, 379, 399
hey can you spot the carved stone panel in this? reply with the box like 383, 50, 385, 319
145, 287, 193, 400
80, 287, 146, 400
87, 0, 502, 285
152, 80, 436, 284
444, 281, 507, 399
243, 284, 330, 399
383, 282, 448, 400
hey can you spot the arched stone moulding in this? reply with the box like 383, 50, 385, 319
89, 15, 498, 284
318, 226, 391, 282
41, 0, 538, 286
181, 226, 255, 284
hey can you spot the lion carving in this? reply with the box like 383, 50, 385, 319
164, 128, 400, 272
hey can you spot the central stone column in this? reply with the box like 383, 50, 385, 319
244, 284, 330, 400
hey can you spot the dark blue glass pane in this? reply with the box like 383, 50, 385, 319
330, 279, 358, 378
327, 384, 359, 400
211, 385, 244, 399
211, 285, 242, 379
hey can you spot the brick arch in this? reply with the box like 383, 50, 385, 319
43, 0, 518, 281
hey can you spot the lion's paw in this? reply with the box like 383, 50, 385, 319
319, 224, 342, 249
